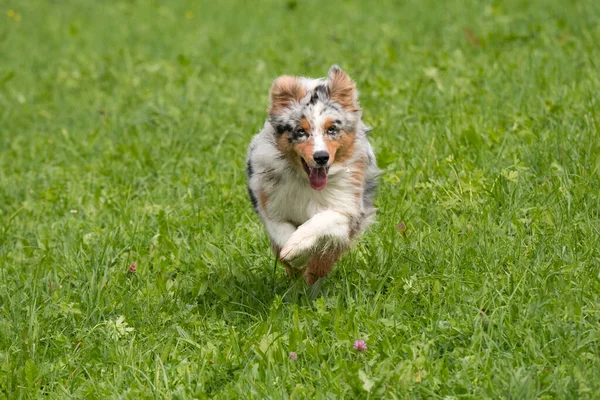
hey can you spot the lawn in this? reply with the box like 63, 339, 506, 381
1, 0, 600, 398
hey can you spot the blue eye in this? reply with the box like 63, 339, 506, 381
296, 128, 306, 136
327, 127, 336, 135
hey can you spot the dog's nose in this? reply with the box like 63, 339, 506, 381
313, 151, 330, 166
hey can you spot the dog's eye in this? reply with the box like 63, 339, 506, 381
295, 128, 307, 136
327, 127, 336, 135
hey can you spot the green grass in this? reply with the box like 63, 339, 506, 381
1, 0, 600, 398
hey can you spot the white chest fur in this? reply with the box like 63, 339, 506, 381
266, 166, 357, 227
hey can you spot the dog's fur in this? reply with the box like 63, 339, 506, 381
246, 65, 379, 284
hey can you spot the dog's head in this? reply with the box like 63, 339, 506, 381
267, 65, 362, 190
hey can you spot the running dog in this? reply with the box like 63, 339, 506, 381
246, 65, 379, 284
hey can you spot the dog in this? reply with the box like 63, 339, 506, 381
246, 65, 379, 284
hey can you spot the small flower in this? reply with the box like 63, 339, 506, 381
353, 339, 367, 352
70, 209, 78, 214
289, 351, 298, 360
128, 261, 137, 274
397, 222, 407, 237
50, 281, 55, 288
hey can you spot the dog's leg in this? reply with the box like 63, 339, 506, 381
304, 250, 340, 285
271, 243, 303, 279
262, 218, 309, 274
263, 218, 296, 250
280, 210, 352, 267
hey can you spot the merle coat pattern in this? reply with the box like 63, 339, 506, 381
246, 65, 379, 284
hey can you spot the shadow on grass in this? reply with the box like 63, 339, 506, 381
180, 260, 326, 319
186, 257, 327, 321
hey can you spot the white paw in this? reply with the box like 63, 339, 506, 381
280, 229, 316, 267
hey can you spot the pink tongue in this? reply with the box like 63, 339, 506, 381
308, 167, 328, 190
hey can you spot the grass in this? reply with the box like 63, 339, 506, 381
1, 0, 600, 398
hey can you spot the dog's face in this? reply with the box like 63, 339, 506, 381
268, 66, 361, 190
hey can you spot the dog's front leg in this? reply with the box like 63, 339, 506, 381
262, 218, 297, 251
261, 218, 307, 277
280, 210, 352, 267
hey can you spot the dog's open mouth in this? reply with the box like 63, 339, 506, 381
301, 159, 329, 190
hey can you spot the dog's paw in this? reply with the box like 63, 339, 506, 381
280, 229, 316, 267
280, 243, 311, 267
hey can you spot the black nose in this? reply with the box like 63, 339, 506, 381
313, 151, 330, 166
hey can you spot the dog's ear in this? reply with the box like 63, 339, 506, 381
327, 65, 359, 111
269, 76, 306, 115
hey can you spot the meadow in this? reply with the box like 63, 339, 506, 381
1, 0, 599, 398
